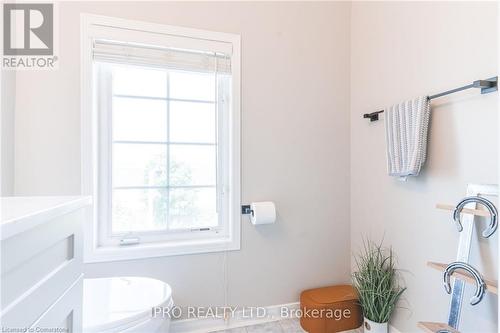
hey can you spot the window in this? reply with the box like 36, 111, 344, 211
81, 15, 241, 262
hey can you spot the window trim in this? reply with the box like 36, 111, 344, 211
81, 14, 241, 263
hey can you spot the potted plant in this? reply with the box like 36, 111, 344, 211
352, 240, 406, 333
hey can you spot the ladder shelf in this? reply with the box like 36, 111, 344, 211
418, 184, 498, 332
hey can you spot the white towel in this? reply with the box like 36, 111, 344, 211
384, 96, 431, 181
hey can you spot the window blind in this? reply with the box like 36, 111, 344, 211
92, 39, 231, 74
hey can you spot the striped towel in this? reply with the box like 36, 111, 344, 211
384, 96, 431, 181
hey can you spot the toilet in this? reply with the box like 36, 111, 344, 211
83, 277, 173, 333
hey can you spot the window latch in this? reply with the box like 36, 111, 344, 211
190, 227, 212, 232
119, 237, 140, 246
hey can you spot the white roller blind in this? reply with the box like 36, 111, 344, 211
92, 39, 231, 74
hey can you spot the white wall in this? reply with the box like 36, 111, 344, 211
350, 2, 498, 332
14, 1, 352, 310
1, 70, 15, 196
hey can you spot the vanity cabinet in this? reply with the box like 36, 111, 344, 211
1, 196, 91, 332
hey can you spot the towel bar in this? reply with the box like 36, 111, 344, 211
363, 76, 498, 122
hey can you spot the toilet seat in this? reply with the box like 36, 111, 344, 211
83, 277, 173, 333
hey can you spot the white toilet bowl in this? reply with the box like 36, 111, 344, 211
83, 277, 173, 333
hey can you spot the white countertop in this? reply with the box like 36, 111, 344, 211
1, 196, 92, 240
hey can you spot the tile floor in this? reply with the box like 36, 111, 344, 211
212, 318, 363, 333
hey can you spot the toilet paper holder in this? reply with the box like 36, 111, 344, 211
241, 205, 253, 215
241, 202, 277, 225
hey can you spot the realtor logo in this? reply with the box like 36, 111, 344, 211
2, 3, 57, 69
4, 3, 53, 55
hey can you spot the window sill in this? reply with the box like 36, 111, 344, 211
84, 236, 240, 263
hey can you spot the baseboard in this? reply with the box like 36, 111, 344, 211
389, 325, 402, 333
170, 302, 300, 333
170, 301, 404, 333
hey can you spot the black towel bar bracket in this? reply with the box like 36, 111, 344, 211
363, 110, 384, 122
363, 76, 498, 122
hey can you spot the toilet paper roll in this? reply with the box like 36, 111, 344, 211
250, 201, 276, 225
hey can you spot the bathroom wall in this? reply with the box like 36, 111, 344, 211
1, 70, 15, 196
13, 2, 352, 310
350, 2, 498, 332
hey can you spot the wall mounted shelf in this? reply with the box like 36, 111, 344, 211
427, 261, 498, 295
435, 203, 491, 217
418, 321, 460, 333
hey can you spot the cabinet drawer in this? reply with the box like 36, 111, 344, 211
31, 276, 83, 333
1, 209, 84, 329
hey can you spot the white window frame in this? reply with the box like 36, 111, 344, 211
81, 14, 241, 263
